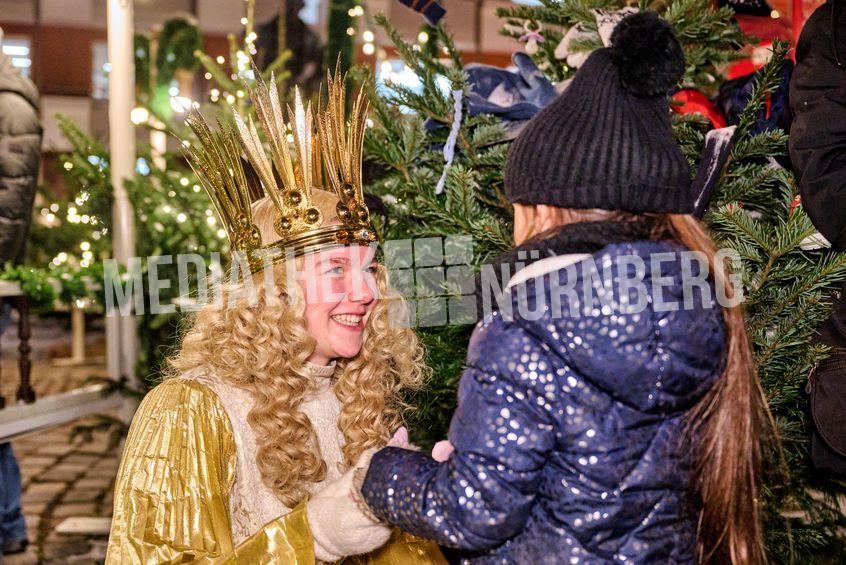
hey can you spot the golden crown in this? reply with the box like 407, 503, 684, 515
183, 71, 377, 272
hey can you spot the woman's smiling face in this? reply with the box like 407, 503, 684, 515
298, 244, 379, 365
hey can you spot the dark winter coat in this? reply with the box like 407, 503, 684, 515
362, 238, 726, 564
0, 50, 41, 264
789, 0, 846, 477
789, 0, 846, 251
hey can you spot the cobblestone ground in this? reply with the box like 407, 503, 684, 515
1, 316, 117, 564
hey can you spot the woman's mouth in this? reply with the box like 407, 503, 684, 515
331, 314, 364, 330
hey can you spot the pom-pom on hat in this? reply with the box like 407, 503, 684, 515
505, 12, 695, 214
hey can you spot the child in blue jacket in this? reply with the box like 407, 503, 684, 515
358, 12, 767, 565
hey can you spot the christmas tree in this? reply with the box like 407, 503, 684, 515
29, 7, 292, 390
361, 2, 846, 561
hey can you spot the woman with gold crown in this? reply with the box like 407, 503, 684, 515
105, 73, 446, 564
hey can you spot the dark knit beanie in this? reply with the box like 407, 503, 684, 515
505, 12, 695, 214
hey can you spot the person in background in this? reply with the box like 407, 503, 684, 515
789, 0, 846, 476
0, 26, 41, 558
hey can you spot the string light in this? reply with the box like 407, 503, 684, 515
418, 31, 429, 44
131, 107, 149, 124
363, 30, 374, 43
363, 43, 375, 56
170, 95, 193, 113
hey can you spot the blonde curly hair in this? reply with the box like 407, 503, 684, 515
168, 196, 426, 507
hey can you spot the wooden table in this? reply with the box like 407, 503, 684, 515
0, 280, 34, 408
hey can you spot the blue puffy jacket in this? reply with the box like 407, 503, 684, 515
362, 240, 726, 564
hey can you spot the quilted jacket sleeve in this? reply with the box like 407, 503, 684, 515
361, 319, 556, 551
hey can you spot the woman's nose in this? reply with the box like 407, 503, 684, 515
347, 271, 376, 304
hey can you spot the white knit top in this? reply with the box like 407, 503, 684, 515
181, 361, 346, 545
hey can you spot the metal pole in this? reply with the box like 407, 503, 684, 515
33, 0, 43, 92
474, 0, 483, 57
107, 0, 139, 413
278, 0, 286, 58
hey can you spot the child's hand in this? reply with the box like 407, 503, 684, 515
432, 440, 455, 462
388, 426, 410, 448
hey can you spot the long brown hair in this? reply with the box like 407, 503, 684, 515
523, 208, 768, 564
664, 214, 767, 564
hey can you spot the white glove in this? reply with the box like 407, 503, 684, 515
306, 448, 391, 562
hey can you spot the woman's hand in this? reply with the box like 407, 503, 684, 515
306, 448, 391, 562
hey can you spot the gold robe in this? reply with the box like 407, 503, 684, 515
106, 378, 445, 564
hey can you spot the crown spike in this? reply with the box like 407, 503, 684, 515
181, 71, 376, 271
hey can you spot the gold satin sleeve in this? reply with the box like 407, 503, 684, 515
348, 530, 447, 565
105, 379, 315, 564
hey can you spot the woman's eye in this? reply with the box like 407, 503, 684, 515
365, 265, 378, 274
326, 266, 345, 275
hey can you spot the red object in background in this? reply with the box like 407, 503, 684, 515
735, 15, 793, 44
727, 59, 758, 80
727, 40, 777, 80
671, 89, 727, 129
789, 194, 802, 217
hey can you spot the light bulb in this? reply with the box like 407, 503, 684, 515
130, 107, 149, 124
